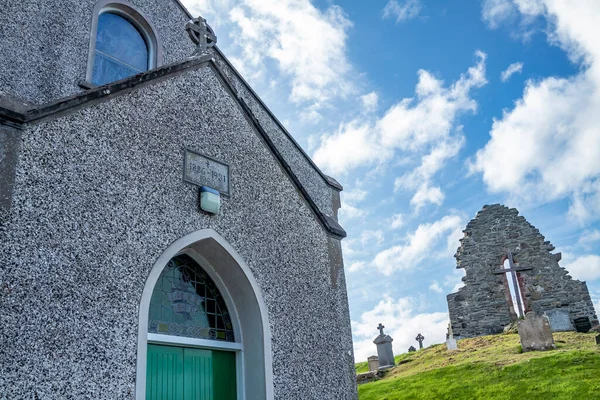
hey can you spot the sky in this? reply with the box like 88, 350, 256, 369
181, 0, 600, 362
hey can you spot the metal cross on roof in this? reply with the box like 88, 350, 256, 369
377, 323, 385, 336
186, 17, 217, 54
493, 251, 532, 318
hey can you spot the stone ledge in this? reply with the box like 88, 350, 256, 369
356, 370, 384, 384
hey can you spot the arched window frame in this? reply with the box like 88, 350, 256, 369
83, 0, 163, 87
136, 229, 275, 400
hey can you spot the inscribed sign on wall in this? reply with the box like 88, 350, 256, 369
183, 149, 230, 195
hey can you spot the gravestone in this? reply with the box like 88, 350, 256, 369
544, 309, 574, 332
415, 333, 425, 349
446, 337, 458, 351
517, 312, 555, 352
373, 323, 395, 369
573, 317, 592, 333
408, 346, 416, 352
446, 322, 458, 350
595, 334, 600, 345
367, 355, 379, 372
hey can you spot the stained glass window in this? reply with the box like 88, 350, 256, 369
148, 254, 235, 342
91, 12, 149, 85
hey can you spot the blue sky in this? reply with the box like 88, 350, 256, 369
182, 0, 600, 361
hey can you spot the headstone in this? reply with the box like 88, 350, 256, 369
544, 309, 574, 332
517, 312, 555, 352
573, 317, 592, 333
373, 323, 395, 369
446, 322, 458, 350
367, 355, 379, 372
408, 346, 416, 352
446, 337, 458, 351
415, 333, 425, 349
595, 334, 600, 345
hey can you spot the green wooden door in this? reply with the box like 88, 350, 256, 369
146, 344, 237, 400
146, 344, 184, 400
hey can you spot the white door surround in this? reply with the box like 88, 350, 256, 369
135, 229, 274, 400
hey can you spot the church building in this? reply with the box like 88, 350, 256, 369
0, 1, 357, 398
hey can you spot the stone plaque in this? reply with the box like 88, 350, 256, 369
545, 309, 574, 332
573, 317, 592, 333
183, 149, 230, 195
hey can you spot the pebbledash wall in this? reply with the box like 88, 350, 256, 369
0, 1, 358, 399
447, 204, 598, 339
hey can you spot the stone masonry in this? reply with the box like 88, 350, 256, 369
447, 204, 598, 338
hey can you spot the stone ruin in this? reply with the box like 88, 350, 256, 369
447, 204, 598, 338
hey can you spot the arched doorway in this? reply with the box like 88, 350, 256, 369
135, 229, 274, 400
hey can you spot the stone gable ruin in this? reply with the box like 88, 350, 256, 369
447, 204, 598, 338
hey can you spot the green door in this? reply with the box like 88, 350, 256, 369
147, 344, 237, 400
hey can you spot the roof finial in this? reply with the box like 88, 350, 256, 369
186, 17, 217, 54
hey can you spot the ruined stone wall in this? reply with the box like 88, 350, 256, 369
447, 204, 598, 338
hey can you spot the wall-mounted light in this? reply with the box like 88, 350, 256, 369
199, 186, 220, 215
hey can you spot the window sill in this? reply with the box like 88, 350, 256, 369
78, 80, 98, 90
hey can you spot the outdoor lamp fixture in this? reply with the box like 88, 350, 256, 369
199, 186, 220, 214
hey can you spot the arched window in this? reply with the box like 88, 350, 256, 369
92, 13, 149, 85
86, 1, 162, 87
148, 254, 235, 342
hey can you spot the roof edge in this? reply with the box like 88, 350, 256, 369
171, 1, 343, 191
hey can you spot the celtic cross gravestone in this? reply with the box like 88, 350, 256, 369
415, 333, 425, 349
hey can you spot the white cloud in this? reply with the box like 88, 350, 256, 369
444, 268, 466, 293
360, 91, 379, 112
481, 0, 544, 34
352, 296, 448, 361
473, 1, 600, 222
561, 253, 600, 282
339, 187, 369, 220
347, 260, 366, 272
394, 136, 464, 210
343, 187, 367, 204
314, 52, 487, 208
390, 213, 404, 230
409, 183, 444, 209
482, 0, 517, 28
372, 214, 464, 275
578, 230, 600, 247
383, 0, 422, 23
361, 230, 385, 246
184, 0, 356, 113
313, 120, 392, 176
339, 203, 365, 220
429, 281, 443, 293
378, 54, 486, 151
501, 62, 524, 81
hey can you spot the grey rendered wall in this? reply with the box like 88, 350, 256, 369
0, 0, 193, 104
0, 0, 340, 222
447, 204, 598, 338
0, 65, 357, 399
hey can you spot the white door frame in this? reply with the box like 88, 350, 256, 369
135, 229, 274, 400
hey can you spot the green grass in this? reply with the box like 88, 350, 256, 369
356, 332, 600, 400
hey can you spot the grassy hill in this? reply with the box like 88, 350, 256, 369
356, 332, 600, 400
